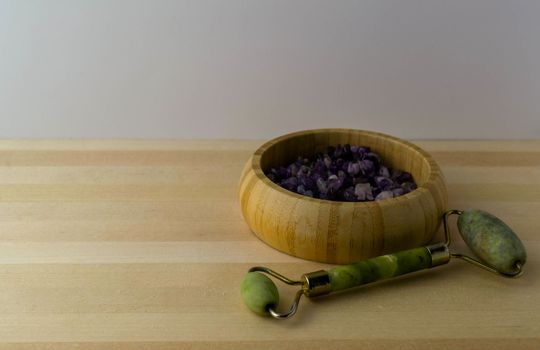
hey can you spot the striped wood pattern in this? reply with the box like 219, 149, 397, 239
239, 129, 447, 263
0, 139, 538, 349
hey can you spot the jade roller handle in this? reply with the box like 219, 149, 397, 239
326, 245, 446, 292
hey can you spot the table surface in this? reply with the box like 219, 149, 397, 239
0, 139, 538, 349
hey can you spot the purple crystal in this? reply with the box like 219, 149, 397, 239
327, 175, 344, 194
297, 185, 314, 197
347, 162, 361, 176
354, 183, 373, 201
396, 171, 413, 184
342, 186, 357, 201
375, 190, 394, 201
316, 177, 328, 195
359, 160, 375, 176
280, 177, 298, 191
379, 166, 390, 178
323, 155, 332, 169
266, 172, 277, 182
288, 163, 299, 177
276, 166, 290, 179
374, 176, 393, 190
401, 182, 417, 193
392, 187, 406, 197
298, 176, 316, 191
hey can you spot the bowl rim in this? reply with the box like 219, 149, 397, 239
250, 128, 440, 206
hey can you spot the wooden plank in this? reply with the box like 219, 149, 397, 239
0, 139, 537, 348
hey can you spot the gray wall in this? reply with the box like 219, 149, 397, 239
1, 0, 539, 139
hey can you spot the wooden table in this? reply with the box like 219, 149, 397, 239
0, 140, 538, 349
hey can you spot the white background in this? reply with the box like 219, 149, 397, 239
1, 0, 539, 139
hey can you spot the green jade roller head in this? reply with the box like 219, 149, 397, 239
240, 209, 527, 319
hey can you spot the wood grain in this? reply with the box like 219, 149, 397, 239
238, 129, 448, 263
0, 139, 538, 349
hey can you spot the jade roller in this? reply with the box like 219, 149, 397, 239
240, 209, 527, 319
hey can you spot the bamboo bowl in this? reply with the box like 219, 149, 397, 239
238, 129, 448, 264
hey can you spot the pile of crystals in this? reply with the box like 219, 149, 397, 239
266, 144, 417, 201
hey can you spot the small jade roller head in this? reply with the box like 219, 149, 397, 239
241, 209, 526, 319
240, 271, 279, 316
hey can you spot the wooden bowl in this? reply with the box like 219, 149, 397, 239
238, 129, 447, 264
